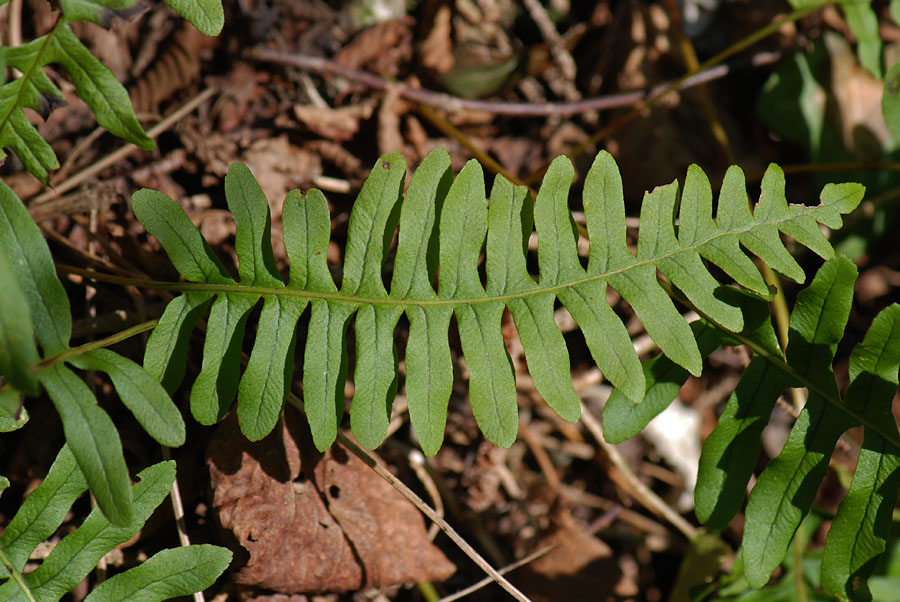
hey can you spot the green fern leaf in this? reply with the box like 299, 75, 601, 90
0, 455, 228, 601
388, 150, 453, 454
690, 255, 900, 595
83, 545, 232, 601
0, 182, 185, 525
821, 304, 900, 601
136, 149, 863, 455
0, 251, 40, 395
694, 286, 799, 528
537, 157, 645, 403
69, 349, 185, 447
0, 182, 72, 356
737, 256, 858, 587
0, 19, 152, 183
165, 0, 225, 36
38, 363, 134, 526
0, 445, 87, 574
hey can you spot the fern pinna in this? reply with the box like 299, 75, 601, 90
134, 148, 862, 457
0, 0, 223, 185
0, 446, 230, 601
605, 255, 900, 599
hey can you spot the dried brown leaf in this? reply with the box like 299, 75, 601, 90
334, 18, 413, 72
293, 101, 376, 141
208, 410, 455, 594
418, 5, 454, 74
242, 135, 322, 216
514, 509, 618, 602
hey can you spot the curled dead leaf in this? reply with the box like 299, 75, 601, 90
294, 100, 377, 141
208, 409, 455, 594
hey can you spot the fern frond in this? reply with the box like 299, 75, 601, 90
0, 182, 186, 524
679, 256, 900, 598
134, 149, 863, 455
0, 447, 231, 601
604, 255, 899, 597
821, 302, 900, 600
0, 0, 225, 184
0, 15, 153, 183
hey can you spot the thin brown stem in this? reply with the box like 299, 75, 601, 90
248, 46, 778, 118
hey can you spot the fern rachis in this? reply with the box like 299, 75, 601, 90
130, 147, 863, 457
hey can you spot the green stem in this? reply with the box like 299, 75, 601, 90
669, 288, 900, 452
0, 545, 37, 602
56, 194, 845, 306
795, 528, 808, 602
37, 320, 159, 369
417, 581, 440, 602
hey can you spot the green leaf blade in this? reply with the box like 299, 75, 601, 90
165, 0, 225, 35
457, 303, 518, 447
743, 396, 856, 588
351, 304, 402, 450
189, 293, 257, 425
84, 544, 232, 602
583, 150, 630, 273
13, 461, 175, 601
508, 295, 579, 421
342, 153, 405, 297
534, 155, 581, 287
0, 250, 40, 395
404, 305, 453, 456
132, 189, 231, 284
821, 434, 900, 601
71, 349, 185, 447
303, 300, 355, 451
0, 445, 87, 573
0, 182, 71, 355
237, 295, 306, 441
38, 364, 132, 526
485, 173, 579, 421
695, 357, 796, 527
50, 25, 153, 150
390, 147, 451, 299
225, 162, 282, 287
822, 304, 900, 600
742, 255, 859, 587
282, 188, 337, 293
786, 255, 857, 392
438, 159, 487, 299
142, 291, 212, 393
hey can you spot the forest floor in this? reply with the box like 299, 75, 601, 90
3, 0, 900, 601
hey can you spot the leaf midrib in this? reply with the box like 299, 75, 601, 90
111, 207, 823, 307
0, 22, 60, 136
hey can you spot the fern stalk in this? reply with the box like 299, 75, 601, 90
0, 546, 37, 602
